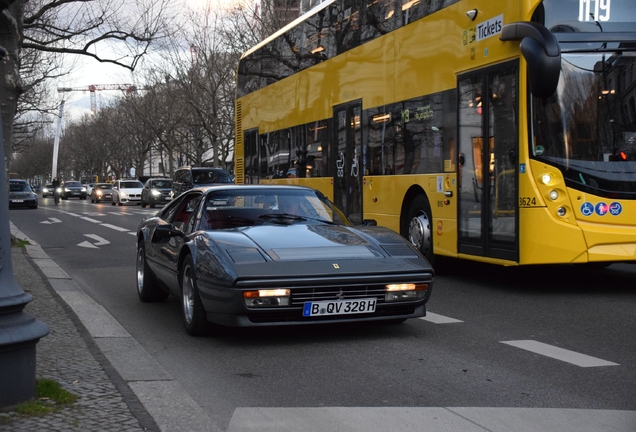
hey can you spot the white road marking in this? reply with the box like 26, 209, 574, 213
501, 340, 619, 367
101, 223, 131, 232
128, 232, 137, 236
78, 241, 98, 249
40, 217, 62, 224
80, 217, 101, 223
420, 312, 464, 324
84, 234, 110, 246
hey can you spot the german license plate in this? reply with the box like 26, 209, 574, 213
11, 199, 24, 203
303, 298, 377, 317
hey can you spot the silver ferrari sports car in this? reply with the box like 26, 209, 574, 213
136, 185, 434, 335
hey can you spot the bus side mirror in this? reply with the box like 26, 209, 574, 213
500, 22, 561, 99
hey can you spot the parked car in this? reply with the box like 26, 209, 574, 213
171, 166, 232, 199
136, 185, 434, 336
112, 179, 144, 206
141, 178, 173, 208
61, 181, 87, 200
90, 183, 113, 203
41, 184, 54, 198
9, 179, 38, 209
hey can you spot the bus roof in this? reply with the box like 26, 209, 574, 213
240, 0, 336, 60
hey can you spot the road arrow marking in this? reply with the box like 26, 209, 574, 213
78, 234, 110, 248
78, 241, 98, 249
84, 234, 110, 246
41, 218, 62, 224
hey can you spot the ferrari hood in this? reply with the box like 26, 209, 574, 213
244, 224, 383, 260
207, 224, 421, 263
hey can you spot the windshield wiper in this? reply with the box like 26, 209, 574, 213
259, 213, 306, 220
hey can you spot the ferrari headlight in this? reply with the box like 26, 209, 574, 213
151, 189, 161, 196
385, 283, 429, 301
243, 289, 290, 307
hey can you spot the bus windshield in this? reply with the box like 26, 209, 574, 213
532, 51, 636, 197
531, 0, 636, 198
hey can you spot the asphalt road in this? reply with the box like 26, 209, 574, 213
10, 196, 636, 431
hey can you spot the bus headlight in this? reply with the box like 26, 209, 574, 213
541, 174, 552, 185
243, 289, 290, 307
549, 190, 559, 200
385, 283, 429, 301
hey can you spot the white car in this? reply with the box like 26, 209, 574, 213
84, 183, 96, 196
111, 179, 144, 206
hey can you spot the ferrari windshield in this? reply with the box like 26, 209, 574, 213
202, 188, 351, 228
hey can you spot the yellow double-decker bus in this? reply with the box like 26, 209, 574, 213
235, 0, 636, 266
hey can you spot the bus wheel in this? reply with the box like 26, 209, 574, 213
406, 195, 433, 262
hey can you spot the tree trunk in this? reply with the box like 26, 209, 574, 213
0, 0, 24, 172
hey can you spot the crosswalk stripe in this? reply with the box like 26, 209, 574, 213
501, 340, 619, 367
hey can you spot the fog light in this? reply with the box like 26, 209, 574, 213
549, 190, 558, 200
385, 283, 428, 302
542, 174, 552, 185
557, 207, 567, 217
243, 289, 290, 307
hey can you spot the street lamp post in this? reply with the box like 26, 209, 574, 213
0, 44, 49, 407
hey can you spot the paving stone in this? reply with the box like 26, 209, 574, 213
0, 248, 157, 432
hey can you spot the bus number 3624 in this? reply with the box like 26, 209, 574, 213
519, 197, 537, 206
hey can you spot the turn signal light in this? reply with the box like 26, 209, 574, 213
385, 283, 428, 301
243, 289, 290, 307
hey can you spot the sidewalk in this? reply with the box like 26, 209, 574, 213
0, 237, 157, 431
2, 223, 219, 432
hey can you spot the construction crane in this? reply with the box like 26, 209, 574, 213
51, 84, 139, 178
57, 84, 139, 114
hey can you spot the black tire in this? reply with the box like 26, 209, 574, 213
90, 196, 94, 203
181, 254, 210, 336
111, 198, 116, 205
141, 200, 147, 208
136, 242, 169, 302
404, 195, 434, 263
150, 203, 156, 208
95, 198, 100, 203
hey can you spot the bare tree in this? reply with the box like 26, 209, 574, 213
0, 0, 175, 169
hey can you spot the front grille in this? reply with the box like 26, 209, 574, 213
291, 285, 387, 306
246, 304, 418, 324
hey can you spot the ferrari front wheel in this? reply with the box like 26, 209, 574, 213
136, 242, 168, 302
181, 254, 209, 336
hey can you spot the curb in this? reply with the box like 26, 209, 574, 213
9, 222, 220, 432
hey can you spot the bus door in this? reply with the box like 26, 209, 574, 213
333, 101, 363, 225
457, 62, 518, 261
